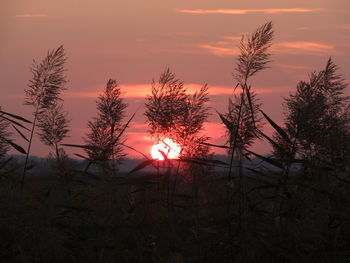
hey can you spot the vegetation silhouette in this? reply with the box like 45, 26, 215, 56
0, 107, 11, 157
274, 58, 350, 164
84, 79, 127, 176
22, 45, 68, 184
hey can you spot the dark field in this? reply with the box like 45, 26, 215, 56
1, 160, 350, 262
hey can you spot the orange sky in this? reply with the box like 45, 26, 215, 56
1, 0, 350, 158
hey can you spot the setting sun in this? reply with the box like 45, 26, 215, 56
151, 138, 181, 160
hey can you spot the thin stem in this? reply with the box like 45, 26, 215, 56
22, 102, 40, 186
226, 82, 246, 262
228, 84, 246, 180
55, 143, 60, 161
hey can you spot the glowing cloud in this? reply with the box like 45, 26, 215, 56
175, 8, 322, 15
199, 37, 335, 57
199, 36, 241, 57
199, 44, 239, 56
15, 14, 48, 18
274, 64, 313, 71
274, 41, 334, 55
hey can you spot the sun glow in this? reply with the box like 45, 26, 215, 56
151, 138, 181, 160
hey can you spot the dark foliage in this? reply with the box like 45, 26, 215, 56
275, 58, 350, 163
224, 91, 263, 156
22, 45, 68, 182
37, 103, 70, 159
0, 107, 11, 157
145, 68, 211, 159
84, 79, 127, 175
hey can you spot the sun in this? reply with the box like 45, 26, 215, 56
151, 138, 181, 160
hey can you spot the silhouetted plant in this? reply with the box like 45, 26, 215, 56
84, 79, 127, 175
215, 22, 273, 260
144, 69, 213, 262
275, 58, 350, 164
23, 45, 67, 182
145, 68, 211, 159
234, 21, 274, 85
177, 85, 211, 159
0, 108, 32, 158
145, 68, 187, 144
219, 21, 274, 180
37, 103, 70, 160
0, 107, 11, 158
223, 91, 263, 157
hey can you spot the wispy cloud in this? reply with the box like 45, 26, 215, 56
199, 36, 241, 57
204, 85, 288, 96
274, 64, 313, 71
273, 41, 334, 55
175, 8, 323, 15
199, 44, 239, 56
15, 14, 48, 18
200, 33, 334, 57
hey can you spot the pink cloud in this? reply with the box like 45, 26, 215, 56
199, 44, 240, 56
274, 63, 313, 71
175, 8, 323, 15
15, 14, 48, 18
199, 35, 335, 57
273, 41, 334, 55
199, 35, 241, 57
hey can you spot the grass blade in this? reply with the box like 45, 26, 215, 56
260, 109, 292, 144
112, 110, 137, 145
5, 139, 26, 154
258, 130, 285, 153
1, 115, 30, 131
246, 85, 255, 124
12, 124, 29, 142
61, 143, 100, 151
128, 159, 157, 174
73, 153, 90, 160
246, 150, 284, 169
195, 141, 229, 149
179, 157, 228, 167
0, 110, 32, 123
217, 111, 234, 132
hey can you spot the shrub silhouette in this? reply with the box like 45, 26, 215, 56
274, 58, 350, 164
22, 45, 67, 182
0, 107, 11, 158
37, 103, 70, 160
145, 68, 211, 160
84, 79, 127, 176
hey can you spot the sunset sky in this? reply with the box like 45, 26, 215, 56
1, 0, 349, 159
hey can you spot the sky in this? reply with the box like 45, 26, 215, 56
1, 0, 350, 159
